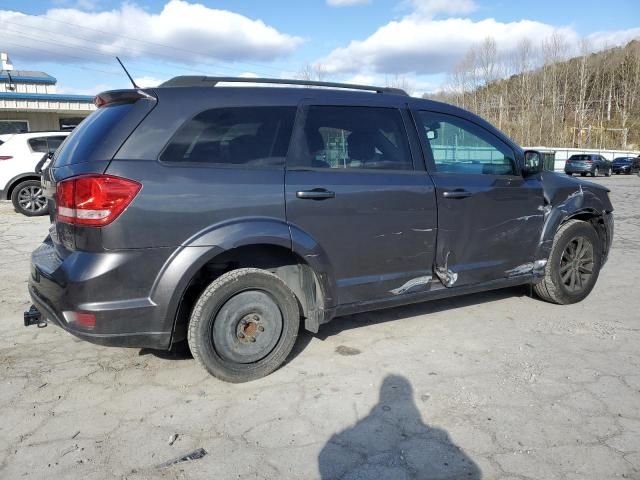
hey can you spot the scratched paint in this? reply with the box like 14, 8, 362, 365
389, 276, 432, 295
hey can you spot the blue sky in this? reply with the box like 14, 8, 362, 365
1, 0, 639, 96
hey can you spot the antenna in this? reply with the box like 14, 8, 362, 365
116, 57, 139, 89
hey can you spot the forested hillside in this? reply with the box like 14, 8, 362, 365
427, 38, 640, 150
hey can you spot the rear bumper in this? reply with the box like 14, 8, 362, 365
28, 238, 177, 349
564, 165, 593, 173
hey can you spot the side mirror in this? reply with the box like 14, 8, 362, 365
523, 150, 543, 176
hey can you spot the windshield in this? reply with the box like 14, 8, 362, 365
613, 157, 631, 163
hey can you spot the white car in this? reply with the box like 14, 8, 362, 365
0, 131, 69, 216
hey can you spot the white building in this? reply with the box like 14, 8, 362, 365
0, 52, 95, 134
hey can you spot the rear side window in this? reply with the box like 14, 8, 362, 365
292, 106, 413, 170
29, 137, 49, 153
161, 107, 296, 167
54, 103, 134, 167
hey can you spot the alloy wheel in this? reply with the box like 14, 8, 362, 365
17, 185, 48, 214
559, 236, 594, 293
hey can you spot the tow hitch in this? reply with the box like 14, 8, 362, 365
24, 305, 46, 327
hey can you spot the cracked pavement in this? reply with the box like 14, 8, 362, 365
1, 175, 639, 479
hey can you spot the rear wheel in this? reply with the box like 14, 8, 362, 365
11, 179, 48, 217
591, 167, 599, 177
580, 172, 586, 177
566, 172, 572, 176
188, 268, 299, 383
534, 220, 602, 305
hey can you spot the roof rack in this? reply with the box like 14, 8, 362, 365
159, 76, 408, 96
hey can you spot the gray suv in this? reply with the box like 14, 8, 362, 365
26, 77, 614, 382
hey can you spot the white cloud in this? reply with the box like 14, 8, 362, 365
587, 28, 640, 50
405, 0, 477, 18
0, 0, 303, 65
133, 76, 164, 88
316, 5, 640, 78
326, 0, 371, 6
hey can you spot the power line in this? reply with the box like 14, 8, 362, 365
3, 16, 288, 76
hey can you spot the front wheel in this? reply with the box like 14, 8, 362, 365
11, 179, 49, 216
605, 167, 612, 177
188, 268, 300, 383
534, 220, 602, 305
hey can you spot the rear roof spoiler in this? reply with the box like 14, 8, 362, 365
94, 89, 156, 108
159, 76, 408, 96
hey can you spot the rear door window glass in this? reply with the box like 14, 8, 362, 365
28, 137, 49, 153
160, 107, 296, 167
292, 106, 413, 170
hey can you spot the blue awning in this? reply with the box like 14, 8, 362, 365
0, 92, 94, 102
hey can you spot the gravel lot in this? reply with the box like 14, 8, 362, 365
1, 175, 639, 480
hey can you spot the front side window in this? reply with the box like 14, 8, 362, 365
293, 106, 413, 170
418, 111, 516, 175
161, 107, 296, 167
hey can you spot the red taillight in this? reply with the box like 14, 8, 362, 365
64, 311, 96, 329
585, 160, 593, 164
56, 175, 141, 226
0, 155, 13, 161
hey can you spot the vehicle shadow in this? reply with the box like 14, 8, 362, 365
318, 374, 481, 479
313, 285, 529, 341
141, 285, 528, 363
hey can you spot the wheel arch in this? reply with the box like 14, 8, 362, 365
153, 219, 337, 347
537, 206, 611, 264
4, 172, 40, 200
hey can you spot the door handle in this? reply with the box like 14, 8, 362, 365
442, 190, 472, 199
296, 189, 335, 200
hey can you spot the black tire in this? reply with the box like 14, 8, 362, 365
566, 172, 572, 176
605, 167, 612, 177
11, 179, 49, 216
534, 220, 602, 305
580, 172, 586, 177
188, 268, 299, 383
591, 167, 599, 177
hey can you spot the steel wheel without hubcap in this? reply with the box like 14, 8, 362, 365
188, 268, 300, 383
212, 290, 283, 364
559, 236, 594, 293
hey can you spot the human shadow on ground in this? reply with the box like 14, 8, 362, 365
318, 374, 482, 480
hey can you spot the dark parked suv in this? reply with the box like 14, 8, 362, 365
612, 156, 640, 175
26, 77, 614, 382
564, 154, 612, 177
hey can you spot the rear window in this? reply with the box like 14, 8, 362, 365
54, 103, 134, 167
160, 107, 296, 167
568, 155, 592, 161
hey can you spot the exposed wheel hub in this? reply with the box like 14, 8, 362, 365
213, 291, 283, 364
